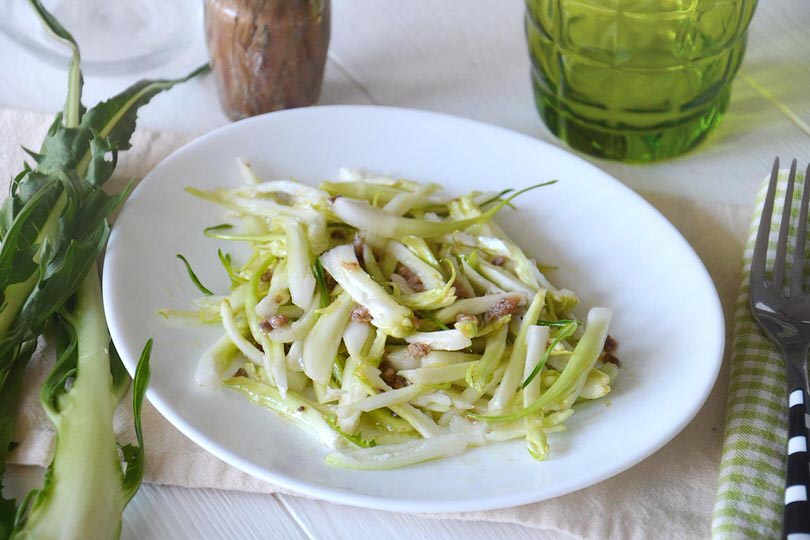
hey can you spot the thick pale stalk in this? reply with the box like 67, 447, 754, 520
319, 245, 414, 338
17, 269, 123, 540
524, 325, 550, 460
302, 292, 353, 384
281, 218, 315, 310
488, 290, 546, 413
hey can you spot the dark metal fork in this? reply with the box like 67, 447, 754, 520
749, 157, 810, 539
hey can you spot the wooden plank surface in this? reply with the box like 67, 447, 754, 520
278, 494, 569, 540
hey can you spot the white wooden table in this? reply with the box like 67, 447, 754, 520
2, 1, 808, 538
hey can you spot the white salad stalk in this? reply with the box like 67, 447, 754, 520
178, 158, 617, 470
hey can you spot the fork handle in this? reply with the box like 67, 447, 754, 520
783, 384, 810, 539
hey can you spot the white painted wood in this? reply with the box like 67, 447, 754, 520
277, 495, 572, 540
6, 465, 566, 540
3, 466, 308, 540
121, 486, 307, 540
1, 0, 809, 538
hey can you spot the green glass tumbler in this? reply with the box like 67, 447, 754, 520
525, 0, 758, 162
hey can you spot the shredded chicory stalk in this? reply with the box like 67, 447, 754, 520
171, 165, 619, 469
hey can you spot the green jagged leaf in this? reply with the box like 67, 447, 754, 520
78, 64, 210, 185
33, 127, 89, 176
39, 313, 79, 421
0, 1, 207, 535
0, 178, 61, 289
121, 339, 152, 503
29, 65, 209, 186
0, 54, 205, 367
0, 211, 111, 369
109, 342, 131, 403
5, 164, 31, 207
0, 342, 36, 539
0, 57, 206, 365
27, 0, 83, 126
83, 134, 118, 189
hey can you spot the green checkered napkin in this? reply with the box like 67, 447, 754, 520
712, 171, 804, 538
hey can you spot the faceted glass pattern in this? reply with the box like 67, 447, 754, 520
526, 0, 757, 161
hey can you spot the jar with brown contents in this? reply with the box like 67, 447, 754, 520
205, 0, 330, 120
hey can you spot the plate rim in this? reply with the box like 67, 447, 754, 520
103, 104, 725, 513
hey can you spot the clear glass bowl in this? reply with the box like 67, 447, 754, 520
0, 0, 203, 74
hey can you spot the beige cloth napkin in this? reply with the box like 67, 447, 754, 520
2, 107, 752, 539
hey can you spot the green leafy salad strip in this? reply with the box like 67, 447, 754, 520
174, 163, 622, 470
0, 1, 205, 538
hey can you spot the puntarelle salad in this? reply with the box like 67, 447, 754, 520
166, 162, 620, 470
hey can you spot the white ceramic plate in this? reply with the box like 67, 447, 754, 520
103, 105, 724, 513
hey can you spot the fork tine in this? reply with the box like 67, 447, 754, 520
789, 162, 810, 296
751, 157, 781, 288
772, 159, 798, 291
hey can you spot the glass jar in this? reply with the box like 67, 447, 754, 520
525, 0, 758, 162
205, 0, 330, 120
